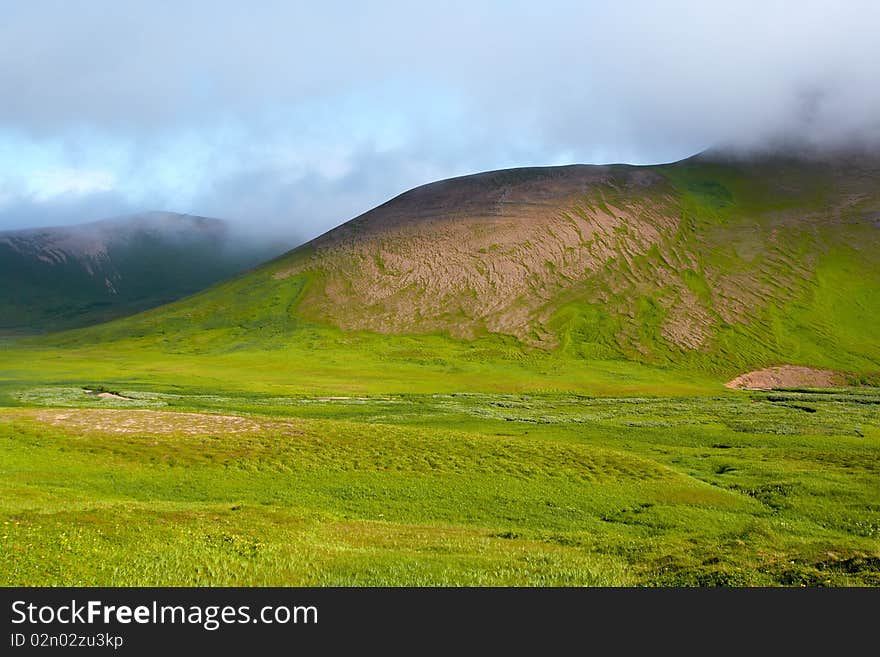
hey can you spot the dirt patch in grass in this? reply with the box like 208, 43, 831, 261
98, 392, 128, 400
84, 388, 133, 400
725, 365, 847, 390
29, 408, 303, 436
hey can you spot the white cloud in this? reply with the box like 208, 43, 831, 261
0, 1, 878, 235
24, 168, 116, 202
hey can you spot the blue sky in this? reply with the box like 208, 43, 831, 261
1, 1, 878, 243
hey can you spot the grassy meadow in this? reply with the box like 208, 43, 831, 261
1, 371, 878, 586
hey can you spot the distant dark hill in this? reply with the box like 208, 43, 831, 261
0, 212, 282, 333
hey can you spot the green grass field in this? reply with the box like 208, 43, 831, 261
1, 381, 878, 586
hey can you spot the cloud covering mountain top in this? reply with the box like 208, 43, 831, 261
1, 1, 877, 241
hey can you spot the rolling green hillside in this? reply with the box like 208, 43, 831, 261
31, 150, 879, 393
2, 150, 879, 587
0, 212, 281, 334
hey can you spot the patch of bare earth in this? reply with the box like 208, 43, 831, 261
274, 165, 688, 346
30, 409, 304, 436
84, 389, 133, 400
725, 365, 847, 390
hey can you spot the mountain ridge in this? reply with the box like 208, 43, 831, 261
0, 211, 281, 333
47, 150, 880, 379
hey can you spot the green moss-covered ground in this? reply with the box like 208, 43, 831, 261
1, 387, 877, 586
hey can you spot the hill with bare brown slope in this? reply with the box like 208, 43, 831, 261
275, 165, 683, 343
70, 151, 880, 377
266, 153, 879, 365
